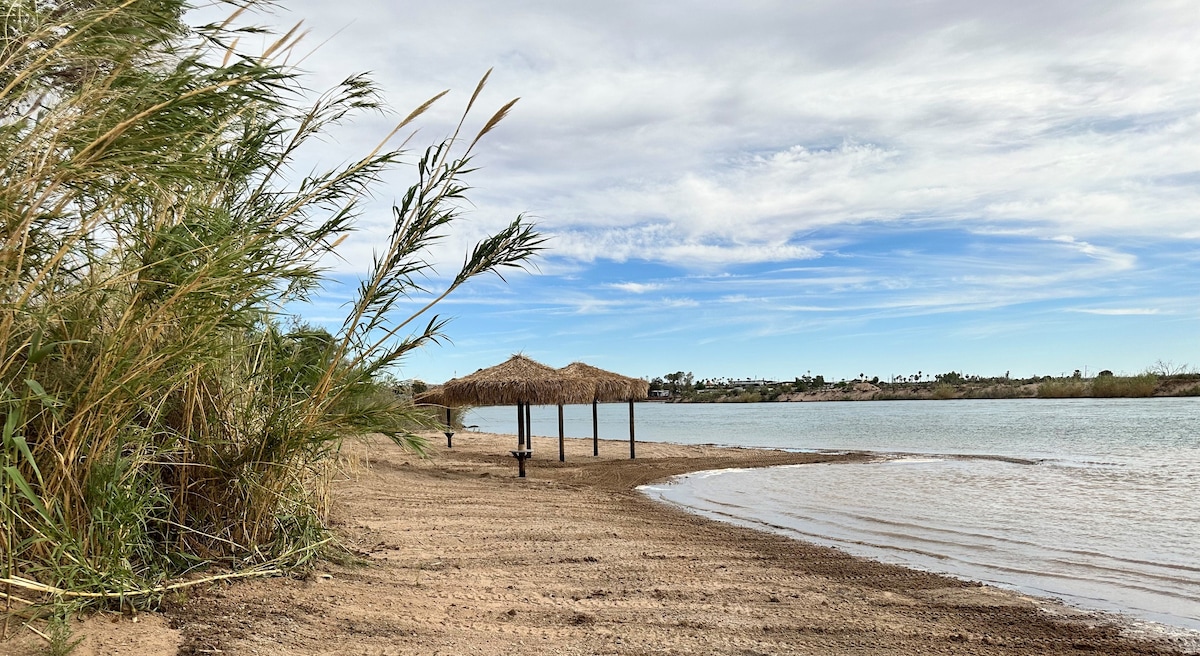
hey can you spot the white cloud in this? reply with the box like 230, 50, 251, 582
236, 0, 1200, 274
607, 282, 664, 294
1049, 236, 1137, 270
660, 297, 701, 308
548, 224, 821, 267
1072, 308, 1163, 316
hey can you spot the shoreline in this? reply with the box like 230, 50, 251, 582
7, 432, 1191, 655
640, 465, 1200, 649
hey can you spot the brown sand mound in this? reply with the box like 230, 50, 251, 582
3, 432, 1189, 655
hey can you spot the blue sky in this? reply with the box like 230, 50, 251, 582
234, 0, 1199, 383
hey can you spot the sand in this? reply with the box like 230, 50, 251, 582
2, 431, 1191, 655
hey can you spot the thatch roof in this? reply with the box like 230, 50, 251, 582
559, 362, 649, 402
443, 354, 596, 406
413, 385, 445, 406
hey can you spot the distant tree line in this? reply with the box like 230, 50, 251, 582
645, 362, 1200, 403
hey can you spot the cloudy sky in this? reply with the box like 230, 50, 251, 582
237, 0, 1199, 383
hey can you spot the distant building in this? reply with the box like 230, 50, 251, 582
649, 389, 671, 398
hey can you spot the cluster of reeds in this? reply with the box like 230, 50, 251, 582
930, 384, 957, 400
1090, 374, 1158, 398
1035, 380, 1089, 398
1, 0, 542, 621
966, 384, 1026, 400
1036, 375, 1160, 399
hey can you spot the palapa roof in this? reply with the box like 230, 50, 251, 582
412, 385, 445, 407
559, 362, 649, 402
442, 354, 596, 406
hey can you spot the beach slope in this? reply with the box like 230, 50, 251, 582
5, 432, 1187, 655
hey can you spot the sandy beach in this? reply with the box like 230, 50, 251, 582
3, 431, 1190, 655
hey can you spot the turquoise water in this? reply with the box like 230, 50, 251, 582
465, 398, 1200, 637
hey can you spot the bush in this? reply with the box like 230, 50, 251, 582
1, 1, 540, 608
716, 392, 763, 403
1090, 374, 1158, 398
873, 391, 921, 401
1037, 380, 1088, 398
970, 385, 1021, 399
931, 384, 957, 400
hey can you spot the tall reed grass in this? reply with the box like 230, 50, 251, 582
1035, 380, 1088, 398
1, 0, 542, 619
1090, 374, 1158, 398
931, 384, 957, 400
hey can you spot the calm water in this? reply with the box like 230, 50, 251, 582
465, 398, 1200, 637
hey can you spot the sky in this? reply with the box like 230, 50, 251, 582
223, 0, 1200, 384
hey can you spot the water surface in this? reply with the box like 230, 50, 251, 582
466, 398, 1200, 635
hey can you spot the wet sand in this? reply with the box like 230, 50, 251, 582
4, 431, 1190, 655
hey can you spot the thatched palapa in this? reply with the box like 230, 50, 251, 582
413, 385, 445, 407
443, 354, 595, 406
558, 362, 648, 401
557, 361, 648, 460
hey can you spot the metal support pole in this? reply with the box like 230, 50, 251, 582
629, 399, 636, 459
558, 404, 565, 462
445, 407, 454, 448
592, 399, 599, 456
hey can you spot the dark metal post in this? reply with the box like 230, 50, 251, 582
444, 406, 454, 448
525, 402, 533, 455
517, 401, 525, 449
592, 399, 599, 456
628, 399, 636, 459
558, 404, 565, 462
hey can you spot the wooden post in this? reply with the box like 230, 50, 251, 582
526, 402, 533, 455
516, 401, 525, 449
512, 450, 529, 477
558, 404, 565, 462
592, 399, 599, 456
628, 399, 636, 459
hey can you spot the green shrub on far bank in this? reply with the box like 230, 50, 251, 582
873, 390, 922, 401
967, 385, 1022, 399
717, 392, 763, 403
931, 384, 957, 400
1037, 380, 1088, 398
1091, 374, 1158, 398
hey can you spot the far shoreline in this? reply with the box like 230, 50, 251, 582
648, 374, 1200, 403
